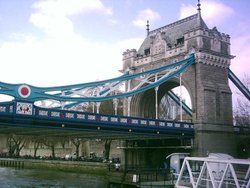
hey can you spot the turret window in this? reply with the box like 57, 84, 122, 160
144, 48, 150, 56
177, 37, 184, 45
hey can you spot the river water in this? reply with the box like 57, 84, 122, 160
0, 167, 107, 188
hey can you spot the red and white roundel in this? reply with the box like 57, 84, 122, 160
18, 85, 31, 98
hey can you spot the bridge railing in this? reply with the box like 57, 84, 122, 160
0, 100, 194, 137
175, 156, 250, 188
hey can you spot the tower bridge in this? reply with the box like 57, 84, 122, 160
0, 1, 249, 169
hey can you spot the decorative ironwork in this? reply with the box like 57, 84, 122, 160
0, 54, 195, 109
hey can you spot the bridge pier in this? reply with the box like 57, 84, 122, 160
193, 124, 236, 156
121, 139, 193, 169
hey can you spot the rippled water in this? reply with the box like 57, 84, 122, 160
0, 167, 107, 188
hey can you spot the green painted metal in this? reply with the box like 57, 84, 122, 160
0, 54, 195, 103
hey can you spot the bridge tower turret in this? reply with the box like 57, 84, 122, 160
122, 49, 137, 71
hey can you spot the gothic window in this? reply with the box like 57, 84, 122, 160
177, 37, 184, 45
144, 48, 150, 56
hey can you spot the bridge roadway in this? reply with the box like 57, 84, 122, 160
0, 100, 194, 140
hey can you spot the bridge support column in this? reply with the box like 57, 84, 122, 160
127, 97, 131, 117
113, 98, 118, 115
155, 87, 159, 119
191, 63, 236, 157
96, 102, 100, 113
179, 73, 183, 122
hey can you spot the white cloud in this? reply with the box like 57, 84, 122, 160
231, 34, 250, 79
30, 0, 112, 37
180, 0, 234, 27
116, 37, 144, 51
230, 34, 250, 107
0, 31, 143, 87
179, 4, 196, 18
0, 0, 144, 88
31, 0, 112, 16
133, 8, 160, 28
107, 18, 118, 26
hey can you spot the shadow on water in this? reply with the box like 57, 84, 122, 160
0, 167, 107, 188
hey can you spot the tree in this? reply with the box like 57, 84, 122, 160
234, 74, 250, 127
6, 134, 27, 157
7, 135, 16, 157
103, 139, 112, 161
42, 137, 56, 159
71, 138, 82, 160
13, 136, 27, 157
31, 136, 44, 158
59, 137, 68, 149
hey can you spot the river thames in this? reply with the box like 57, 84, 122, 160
0, 167, 107, 188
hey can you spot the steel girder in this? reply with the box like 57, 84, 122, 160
0, 54, 195, 109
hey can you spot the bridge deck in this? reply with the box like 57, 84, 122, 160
0, 100, 194, 139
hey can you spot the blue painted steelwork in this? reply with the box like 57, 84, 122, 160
0, 54, 195, 103
0, 101, 194, 137
0, 55, 195, 136
228, 68, 250, 101
165, 68, 249, 117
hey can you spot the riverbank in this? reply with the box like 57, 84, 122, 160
0, 158, 107, 176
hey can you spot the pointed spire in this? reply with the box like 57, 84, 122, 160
146, 20, 150, 36
197, 0, 202, 27
197, 0, 201, 15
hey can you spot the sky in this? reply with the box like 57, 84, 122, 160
0, 0, 249, 104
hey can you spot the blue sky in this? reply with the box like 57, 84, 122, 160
0, 0, 249, 89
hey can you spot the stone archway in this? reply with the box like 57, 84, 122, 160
130, 77, 192, 121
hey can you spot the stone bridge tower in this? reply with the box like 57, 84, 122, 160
121, 6, 235, 156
